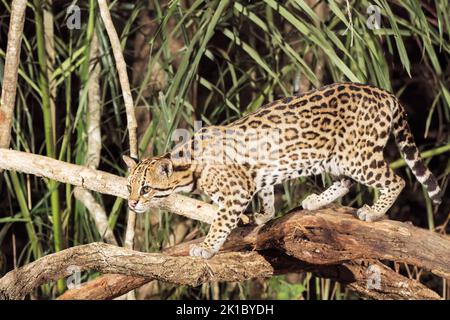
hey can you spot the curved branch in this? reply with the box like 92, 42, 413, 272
57, 206, 449, 300
0, 243, 273, 300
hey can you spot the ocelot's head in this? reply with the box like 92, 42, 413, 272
123, 154, 195, 213
123, 154, 176, 213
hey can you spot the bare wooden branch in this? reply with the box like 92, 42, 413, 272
343, 261, 441, 300
57, 207, 448, 300
97, 0, 137, 158
0, 0, 27, 148
3, 205, 443, 300
85, 32, 102, 170
0, 148, 127, 197
58, 274, 147, 300
123, 210, 136, 250
58, 253, 441, 300
43, 0, 56, 137
163, 206, 450, 283
73, 188, 117, 245
0, 243, 273, 300
98, 0, 140, 256
0, 149, 216, 223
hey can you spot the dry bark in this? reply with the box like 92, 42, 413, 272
0, 0, 27, 148
56, 206, 448, 300
85, 32, 102, 170
43, 0, 57, 137
58, 257, 441, 301
0, 243, 273, 300
73, 188, 117, 245
98, 0, 137, 158
1, 207, 442, 300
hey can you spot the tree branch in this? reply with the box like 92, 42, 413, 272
0, 149, 216, 223
2, 206, 446, 300
98, 0, 139, 267
0, 243, 273, 300
0, 0, 27, 148
98, 0, 137, 158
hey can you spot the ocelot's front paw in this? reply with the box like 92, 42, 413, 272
254, 212, 274, 225
356, 204, 385, 222
301, 193, 323, 211
189, 243, 216, 259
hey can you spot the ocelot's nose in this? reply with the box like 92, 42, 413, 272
128, 199, 138, 209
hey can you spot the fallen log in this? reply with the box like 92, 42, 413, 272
2, 207, 446, 300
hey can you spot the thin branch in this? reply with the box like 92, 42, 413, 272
98, 0, 138, 256
43, 0, 56, 142
0, 149, 216, 223
73, 188, 117, 245
85, 32, 102, 170
97, 0, 137, 158
0, 0, 28, 148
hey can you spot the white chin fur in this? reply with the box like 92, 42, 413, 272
132, 199, 162, 213
131, 206, 148, 214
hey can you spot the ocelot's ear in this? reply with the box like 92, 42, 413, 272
156, 158, 173, 178
123, 155, 138, 171
162, 152, 171, 159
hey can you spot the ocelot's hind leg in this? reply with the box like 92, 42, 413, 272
302, 179, 353, 210
356, 161, 405, 222
254, 186, 275, 225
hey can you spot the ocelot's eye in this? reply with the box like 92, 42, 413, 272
141, 186, 151, 195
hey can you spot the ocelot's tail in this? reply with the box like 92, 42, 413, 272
390, 98, 442, 205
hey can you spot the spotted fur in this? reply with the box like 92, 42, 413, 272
124, 82, 442, 259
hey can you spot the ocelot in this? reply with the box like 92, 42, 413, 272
123, 82, 441, 259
